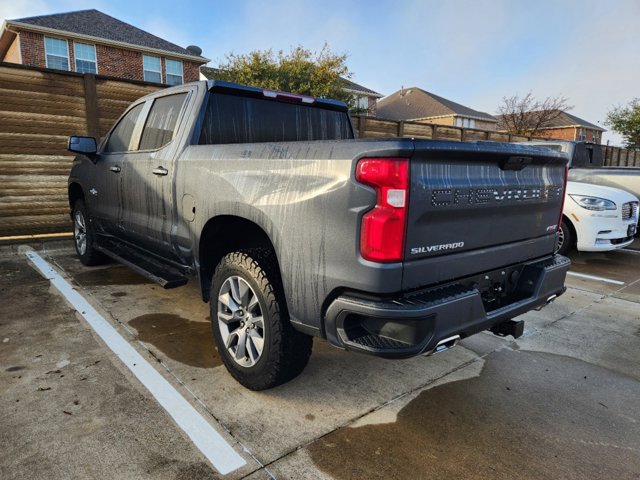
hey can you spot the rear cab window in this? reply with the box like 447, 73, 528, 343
198, 93, 353, 144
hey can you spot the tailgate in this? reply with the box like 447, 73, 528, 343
404, 141, 566, 280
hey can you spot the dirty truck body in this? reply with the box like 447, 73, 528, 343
68, 81, 569, 389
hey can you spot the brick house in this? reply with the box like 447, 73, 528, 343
340, 78, 383, 116
0, 9, 208, 84
497, 110, 605, 144
376, 87, 498, 130
200, 67, 383, 115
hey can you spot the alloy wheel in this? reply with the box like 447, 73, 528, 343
74, 210, 87, 255
555, 225, 565, 253
217, 276, 265, 367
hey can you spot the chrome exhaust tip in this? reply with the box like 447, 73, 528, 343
535, 294, 559, 311
424, 335, 461, 356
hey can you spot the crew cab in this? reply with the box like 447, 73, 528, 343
67, 81, 570, 390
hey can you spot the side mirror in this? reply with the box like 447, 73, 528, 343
68, 136, 97, 154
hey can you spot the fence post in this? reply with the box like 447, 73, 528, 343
83, 74, 100, 138
358, 116, 366, 139
398, 121, 404, 138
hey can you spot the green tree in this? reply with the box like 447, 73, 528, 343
214, 45, 354, 106
606, 99, 640, 149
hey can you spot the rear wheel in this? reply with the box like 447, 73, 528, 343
555, 219, 575, 256
72, 200, 107, 266
210, 250, 312, 390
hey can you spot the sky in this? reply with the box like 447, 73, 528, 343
2, 0, 639, 145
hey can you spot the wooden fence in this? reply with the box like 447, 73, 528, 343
352, 115, 532, 143
0, 62, 162, 237
601, 145, 640, 167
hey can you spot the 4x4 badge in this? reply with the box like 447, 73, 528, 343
89, 188, 98, 196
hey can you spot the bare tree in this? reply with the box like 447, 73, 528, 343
497, 92, 573, 135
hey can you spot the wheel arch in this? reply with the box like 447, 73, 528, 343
198, 215, 282, 303
559, 214, 578, 252
68, 183, 84, 212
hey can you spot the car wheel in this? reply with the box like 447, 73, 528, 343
210, 250, 312, 390
72, 199, 107, 266
555, 219, 574, 256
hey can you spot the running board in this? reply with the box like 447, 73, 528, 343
95, 241, 188, 289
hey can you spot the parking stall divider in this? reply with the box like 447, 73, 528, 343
23, 248, 247, 475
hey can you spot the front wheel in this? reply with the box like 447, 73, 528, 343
555, 219, 575, 256
210, 250, 312, 390
72, 200, 107, 266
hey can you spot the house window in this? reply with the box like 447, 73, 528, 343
44, 37, 69, 71
456, 117, 476, 128
165, 59, 183, 85
143, 55, 162, 83
577, 128, 586, 141
357, 96, 369, 112
593, 131, 600, 143
456, 118, 476, 129
74, 42, 97, 74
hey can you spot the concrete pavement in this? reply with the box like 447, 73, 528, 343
1, 242, 639, 479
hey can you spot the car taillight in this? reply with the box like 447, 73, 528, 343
355, 158, 410, 262
557, 164, 568, 231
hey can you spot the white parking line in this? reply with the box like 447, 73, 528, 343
567, 271, 625, 285
621, 248, 640, 255
24, 250, 246, 475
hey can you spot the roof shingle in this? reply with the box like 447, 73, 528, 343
11, 9, 205, 60
376, 87, 496, 122
496, 110, 605, 131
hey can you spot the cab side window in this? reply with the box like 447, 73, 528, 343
139, 93, 188, 151
104, 103, 145, 153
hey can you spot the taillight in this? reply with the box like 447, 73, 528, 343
557, 164, 568, 231
355, 158, 410, 262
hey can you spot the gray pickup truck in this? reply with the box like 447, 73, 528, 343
67, 81, 570, 390
528, 140, 640, 200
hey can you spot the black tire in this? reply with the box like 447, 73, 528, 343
555, 218, 575, 256
71, 199, 107, 266
210, 249, 313, 390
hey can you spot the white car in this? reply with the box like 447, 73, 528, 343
557, 181, 639, 255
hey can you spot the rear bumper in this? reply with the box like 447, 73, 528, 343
324, 255, 570, 358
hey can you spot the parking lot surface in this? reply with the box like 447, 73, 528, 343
1, 241, 640, 479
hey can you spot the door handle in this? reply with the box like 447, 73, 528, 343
110, 165, 121, 173
152, 166, 168, 176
